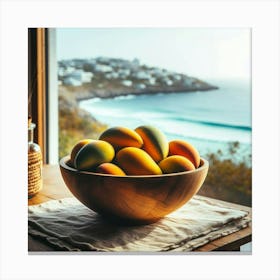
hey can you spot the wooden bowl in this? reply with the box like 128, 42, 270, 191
59, 156, 209, 225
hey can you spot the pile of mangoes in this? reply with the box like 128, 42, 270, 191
69, 125, 201, 176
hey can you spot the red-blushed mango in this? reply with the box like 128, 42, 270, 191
99, 126, 143, 150
168, 140, 201, 168
96, 163, 126, 176
70, 139, 94, 164
116, 147, 162, 176
135, 125, 168, 162
74, 140, 115, 171
159, 155, 195, 174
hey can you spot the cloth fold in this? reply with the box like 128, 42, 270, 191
28, 196, 250, 252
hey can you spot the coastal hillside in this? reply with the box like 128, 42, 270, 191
59, 86, 107, 159
58, 57, 218, 100
58, 56, 217, 158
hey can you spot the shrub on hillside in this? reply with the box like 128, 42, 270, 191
198, 142, 252, 206
59, 94, 107, 159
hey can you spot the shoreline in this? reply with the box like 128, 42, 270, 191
75, 86, 219, 102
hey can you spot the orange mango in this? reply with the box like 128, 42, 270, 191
135, 125, 168, 162
70, 139, 94, 164
168, 140, 200, 168
96, 163, 126, 176
116, 147, 162, 175
73, 140, 115, 170
159, 155, 195, 174
99, 126, 143, 150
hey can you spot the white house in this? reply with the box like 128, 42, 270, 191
94, 64, 113, 73
133, 71, 151, 80
63, 77, 82, 86
148, 77, 156, 85
121, 80, 133, 87
105, 72, 119, 79
163, 78, 173, 86
150, 68, 164, 78
118, 69, 130, 78
71, 70, 93, 82
62, 70, 93, 86
173, 74, 182, 81
58, 66, 83, 77
135, 83, 146, 90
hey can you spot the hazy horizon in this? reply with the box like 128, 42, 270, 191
56, 28, 251, 81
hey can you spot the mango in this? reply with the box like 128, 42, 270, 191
116, 147, 162, 175
99, 126, 143, 150
159, 155, 195, 174
168, 140, 200, 168
66, 158, 75, 168
73, 140, 115, 170
70, 139, 94, 164
135, 125, 168, 162
96, 163, 126, 176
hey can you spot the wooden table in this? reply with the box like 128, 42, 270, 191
28, 165, 252, 252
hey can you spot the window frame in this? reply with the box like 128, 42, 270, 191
28, 28, 58, 164
46, 28, 58, 164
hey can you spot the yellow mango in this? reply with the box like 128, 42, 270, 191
135, 125, 168, 162
116, 147, 162, 175
159, 155, 195, 174
70, 139, 94, 164
168, 140, 200, 168
99, 126, 143, 150
73, 140, 115, 170
96, 163, 126, 176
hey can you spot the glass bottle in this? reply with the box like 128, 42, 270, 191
28, 119, 43, 198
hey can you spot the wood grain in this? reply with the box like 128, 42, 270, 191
36, 28, 46, 163
59, 156, 209, 224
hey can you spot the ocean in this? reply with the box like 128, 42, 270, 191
79, 79, 252, 161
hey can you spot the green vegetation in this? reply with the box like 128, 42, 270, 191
59, 91, 107, 159
198, 142, 252, 206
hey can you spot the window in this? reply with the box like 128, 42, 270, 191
30, 27, 252, 206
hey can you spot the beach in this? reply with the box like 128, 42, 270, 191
79, 79, 251, 160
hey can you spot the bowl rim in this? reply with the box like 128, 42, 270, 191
60, 155, 209, 178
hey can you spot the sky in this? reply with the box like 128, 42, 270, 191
56, 28, 251, 81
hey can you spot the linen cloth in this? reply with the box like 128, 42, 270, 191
28, 196, 251, 252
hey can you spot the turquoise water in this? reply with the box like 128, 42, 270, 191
80, 79, 252, 159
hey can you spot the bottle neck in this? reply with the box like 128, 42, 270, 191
28, 123, 36, 143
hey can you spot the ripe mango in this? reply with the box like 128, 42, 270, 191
116, 147, 162, 175
99, 126, 143, 150
73, 140, 115, 171
135, 125, 168, 162
70, 139, 94, 164
159, 155, 195, 174
168, 140, 200, 168
96, 163, 126, 176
